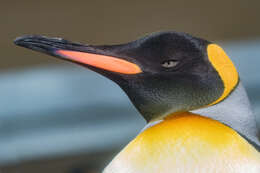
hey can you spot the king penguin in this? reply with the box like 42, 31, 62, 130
14, 31, 260, 172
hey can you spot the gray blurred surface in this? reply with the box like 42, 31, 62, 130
0, 66, 145, 166
0, 40, 259, 167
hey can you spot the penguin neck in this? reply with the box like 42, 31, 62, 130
142, 82, 260, 146
192, 81, 260, 146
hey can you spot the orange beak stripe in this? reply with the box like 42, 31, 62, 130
56, 50, 142, 74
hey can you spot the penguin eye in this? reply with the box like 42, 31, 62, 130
161, 60, 179, 68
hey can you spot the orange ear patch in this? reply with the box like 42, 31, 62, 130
207, 44, 239, 105
56, 50, 142, 74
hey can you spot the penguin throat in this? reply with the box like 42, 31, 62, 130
143, 82, 259, 147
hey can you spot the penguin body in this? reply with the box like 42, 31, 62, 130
104, 113, 260, 173
14, 31, 260, 172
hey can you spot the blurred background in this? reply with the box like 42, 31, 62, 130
1, 0, 260, 172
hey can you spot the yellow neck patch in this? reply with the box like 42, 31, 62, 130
207, 44, 239, 105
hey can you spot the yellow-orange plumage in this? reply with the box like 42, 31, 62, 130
104, 112, 260, 173
207, 44, 239, 105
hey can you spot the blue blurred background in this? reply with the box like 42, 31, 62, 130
1, 1, 260, 172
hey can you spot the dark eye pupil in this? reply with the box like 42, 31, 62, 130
161, 60, 178, 68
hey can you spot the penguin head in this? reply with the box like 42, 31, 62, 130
14, 31, 239, 122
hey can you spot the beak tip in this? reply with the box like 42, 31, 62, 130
14, 36, 25, 46
13, 35, 35, 46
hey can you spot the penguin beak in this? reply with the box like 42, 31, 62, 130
14, 35, 142, 75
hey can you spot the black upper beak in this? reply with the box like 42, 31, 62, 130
14, 35, 98, 58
